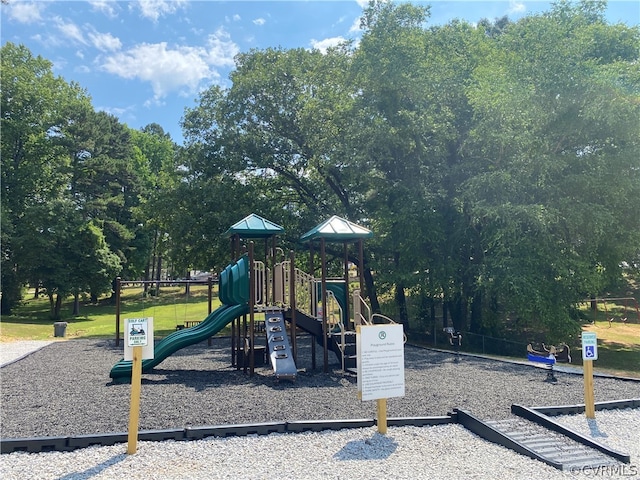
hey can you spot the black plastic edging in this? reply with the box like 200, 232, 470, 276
0, 435, 70, 454
186, 421, 287, 440
453, 408, 564, 470
286, 418, 374, 433
511, 404, 631, 464
386, 415, 454, 427
530, 398, 640, 417
1, 416, 456, 454
68, 432, 129, 450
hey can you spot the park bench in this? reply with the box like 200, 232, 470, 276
175, 320, 201, 330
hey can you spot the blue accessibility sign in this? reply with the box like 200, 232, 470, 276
581, 332, 598, 361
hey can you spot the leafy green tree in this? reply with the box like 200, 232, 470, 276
1, 43, 90, 313
173, 0, 638, 345
179, 46, 360, 271
15, 198, 120, 319
129, 124, 177, 282
464, 0, 640, 339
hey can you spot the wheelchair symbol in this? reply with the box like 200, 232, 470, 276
585, 345, 595, 358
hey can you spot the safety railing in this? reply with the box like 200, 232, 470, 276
254, 261, 267, 308
295, 268, 316, 318
353, 290, 371, 326
352, 289, 405, 343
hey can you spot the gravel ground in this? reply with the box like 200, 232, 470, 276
1, 336, 639, 479
1, 410, 637, 480
1, 336, 638, 438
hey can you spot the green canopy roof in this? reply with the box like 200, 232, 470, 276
300, 215, 373, 242
225, 214, 284, 238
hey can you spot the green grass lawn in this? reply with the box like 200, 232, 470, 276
581, 320, 640, 378
0, 285, 223, 341
3, 288, 638, 378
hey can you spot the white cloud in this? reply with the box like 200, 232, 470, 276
206, 27, 239, 66
100, 43, 210, 98
6, 1, 43, 23
311, 36, 346, 54
88, 31, 122, 52
98, 104, 137, 118
135, 0, 188, 22
349, 16, 363, 33
75, 65, 91, 74
508, 1, 526, 15
355, 0, 370, 8
253, 17, 266, 26
99, 37, 238, 100
54, 17, 87, 45
89, 0, 119, 19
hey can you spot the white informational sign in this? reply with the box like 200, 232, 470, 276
357, 324, 405, 401
125, 317, 154, 360
581, 331, 598, 361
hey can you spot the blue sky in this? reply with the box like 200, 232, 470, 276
2, 1, 638, 144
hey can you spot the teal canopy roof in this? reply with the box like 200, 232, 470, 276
300, 215, 373, 242
225, 214, 284, 238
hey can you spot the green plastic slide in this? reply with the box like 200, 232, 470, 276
110, 303, 248, 380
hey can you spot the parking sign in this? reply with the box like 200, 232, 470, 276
581, 332, 598, 361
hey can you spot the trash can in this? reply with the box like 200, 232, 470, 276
53, 321, 68, 337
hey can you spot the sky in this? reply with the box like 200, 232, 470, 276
2, 0, 639, 144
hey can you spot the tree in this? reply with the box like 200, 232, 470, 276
170, 1, 638, 344
1, 43, 90, 314
15, 198, 120, 319
129, 124, 177, 281
463, 0, 640, 339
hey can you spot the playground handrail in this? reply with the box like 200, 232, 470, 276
254, 261, 267, 308
353, 290, 371, 326
298, 269, 316, 318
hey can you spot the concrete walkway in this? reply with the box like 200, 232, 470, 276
0, 340, 57, 367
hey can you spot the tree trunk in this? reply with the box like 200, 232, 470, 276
394, 281, 409, 327
1, 270, 21, 315
56, 294, 63, 319
470, 291, 482, 333
442, 301, 449, 328
49, 293, 63, 320
72, 291, 80, 316
448, 298, 467, 332
363, 266, 380, 313
430, 300, 436, 327
155, 254, 162, 295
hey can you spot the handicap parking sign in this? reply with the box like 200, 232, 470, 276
581, 332, 598, 361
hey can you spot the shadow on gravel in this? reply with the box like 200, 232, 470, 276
57, 453, 127, 480
334, 433, 398, 461
112, 366, 357, 392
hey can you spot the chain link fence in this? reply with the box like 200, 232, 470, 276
407, 326, 528, 359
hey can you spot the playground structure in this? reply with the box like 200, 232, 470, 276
527, 343, 572, 383
110, 214, 400, 381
